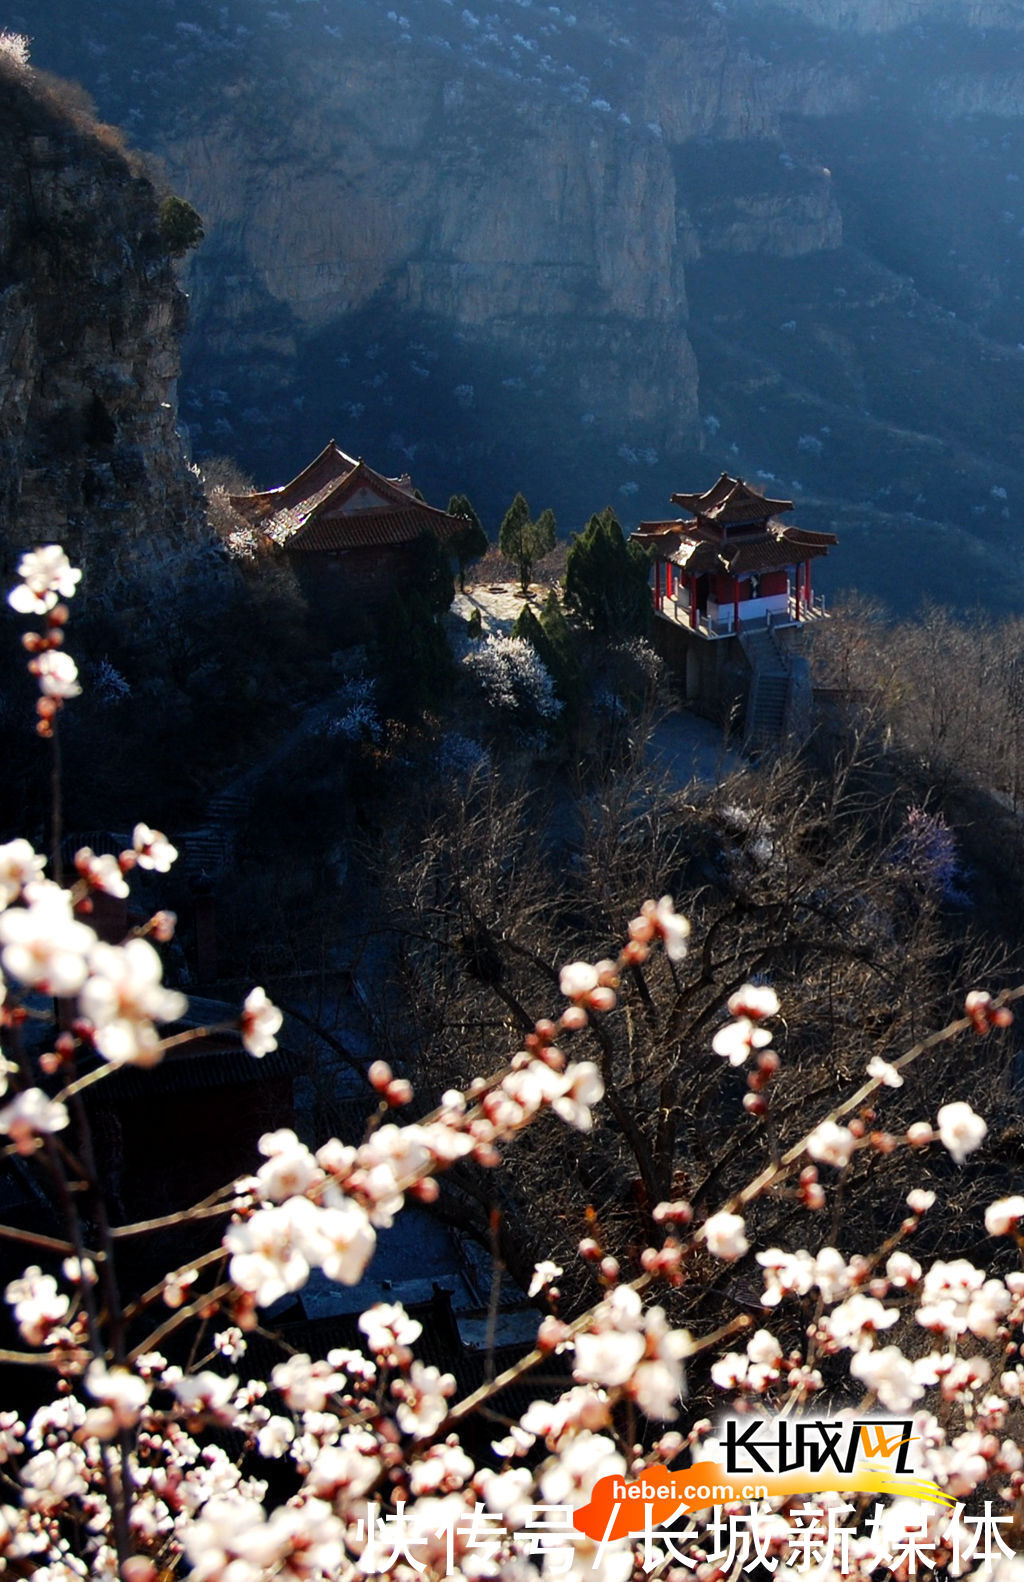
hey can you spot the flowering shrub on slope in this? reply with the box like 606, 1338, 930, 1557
0, 549, 1022, 1581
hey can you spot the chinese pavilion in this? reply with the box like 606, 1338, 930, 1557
631, 475, 838, 739
229, 440, 464, 613
632, 473, 836, 638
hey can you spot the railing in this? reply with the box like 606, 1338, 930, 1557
653, 590, 827, 638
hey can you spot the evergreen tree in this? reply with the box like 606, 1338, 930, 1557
158, 195, 204, 257
447, 494, 489, 592
512, 603, 559, 682
564, 506, 650, 637
514, 591, 582, 711
410, 531, 455, 617
378, 589, 455, 721
499, 493, 557, 594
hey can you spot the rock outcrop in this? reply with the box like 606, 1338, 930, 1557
0, 55, 208, 604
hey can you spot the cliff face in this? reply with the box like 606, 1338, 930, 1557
15, 0, 1024, 610
168, 47, 701, 453
0, 58, 207, 603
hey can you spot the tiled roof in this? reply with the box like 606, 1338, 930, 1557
228, 442, 463, 552
290, 506, 463, 552
633, 518, 836, 576
229, 440, 357, 525
670, 473, 794, 527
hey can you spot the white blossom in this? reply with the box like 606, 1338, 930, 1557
712, 1017, 772, 1066
559, 961, 599, 1001
936, 1100, 987, 1165
704, 1211, 749, 1260
5, 1267, 70, 1346
850, 1345, 925, 1412
131, 823, 178, 872
0, 880, 96, 995
32, 650, 81, 699
79, 938, 187, 1065
528, 1260, 563, 1298
0, 839, 46, 908
985, 1195, 1024, 1236
806, 1120, 857, 1169
0, 1088, 69, 1149
7, 546, 81, 614
73, 848, 129, 899
240, 986, 283, 1057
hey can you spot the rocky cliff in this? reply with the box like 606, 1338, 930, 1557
0, 52, 208, 606
14, 0, 1024, 611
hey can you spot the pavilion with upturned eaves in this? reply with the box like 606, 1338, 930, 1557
632, 474, 836, 639
229, 440, 465, 618
631, 475, 838, 740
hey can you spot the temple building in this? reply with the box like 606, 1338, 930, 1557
631, 475, 837, 741
229, 440, 464, 617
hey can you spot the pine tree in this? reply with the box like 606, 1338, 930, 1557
499, 493, 557, 595
564, 507, 650, 637
447, 494, 489, 592
411, 531, 455, 617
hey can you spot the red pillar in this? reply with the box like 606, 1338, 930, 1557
794, 566, 801, 621
733, 581, 740, 634
805, 560, 812, 609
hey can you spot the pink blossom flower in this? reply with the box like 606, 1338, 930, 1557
224, 1204, 315, 1307
651, 896, 691, 961
254, 1130, 321, 1202
821, 1293, 900, 1351
359, 1301, 423, 1352
394, 1361, 456, 1438
85, 1362, 149, 1428
173, 1371, 238, 1414
573, 1328, 646, 1388
315, 1201, 377, 1285
559, 961, 599, 1001
757, 1246, 816, 1306
850, 1345, 925, 1413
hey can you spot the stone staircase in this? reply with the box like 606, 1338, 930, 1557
741, 629, 792, 750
